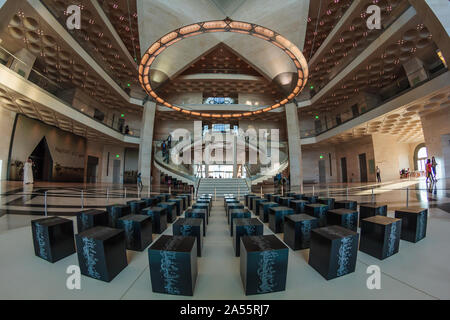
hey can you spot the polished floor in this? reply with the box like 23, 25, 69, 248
0, 179, 449, 299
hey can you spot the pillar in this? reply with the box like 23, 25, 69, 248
138, 101, 156, 186
233, 135, 238, 178
285, 103, 304, 193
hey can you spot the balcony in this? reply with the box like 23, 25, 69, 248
0, 45, 141, 141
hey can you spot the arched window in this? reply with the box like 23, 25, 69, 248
416, 146, 428, 172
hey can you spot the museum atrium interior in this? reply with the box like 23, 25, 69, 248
0, 0, 449, 300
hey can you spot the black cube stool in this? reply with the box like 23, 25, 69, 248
148, 235, 197, 296
230, 209, 251, 236
155, 195, 166, 204
76, 209, 108, 233
141, 197, 158, 207
176, 196, 187, 211
279, 197, 294, 207
233, 218, 263, 257
360, 203, 387, 222
283, 214, 319, 250
260, 202, 279, 223
335, 200, 357, 210
106, 204, 130, 228
126, 200, 147, 214
193, 203, 210, 217
360, 216, 402, 260
31, 217, 76, 263
273, 195, 281, 204
327, 208, 358, 231
168, 198, 183, 216
173, 218, 203, 257
286, 192, 297, 197
318, 198, 335, 210
141, 207, 167, 234
197, 198, 211, 210
226, 203, 244, 217
160, 193, 171, 201
157, 202, 177, 223
247, 195, 258, 210
293, 193, 305, 200
245, 194, 254, 207
308, 225, 359, 280
303, 195, 318, 203
251, 196, 263, 213
75, 226, 128, 282
179, 194, 192, 207
268, 206, 294, 233
395, 207, 428, 243
305, 204, 328, 227
264, 194, 272, 201
224, 197, 237, 207
240, 235, 289, 295
117, 214, 153, 251
253, 198, 267, 217
289, 199, 308, 214
185, 209, 207, 235
225, 198, 239, 210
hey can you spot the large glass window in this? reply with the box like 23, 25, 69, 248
212, 124, 230, 132
204, 97, 235, 104
417, 147, 428, 172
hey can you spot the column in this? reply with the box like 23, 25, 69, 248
285, 103, 304, 193
138, 101, 156, 186
233, 135, 238, 178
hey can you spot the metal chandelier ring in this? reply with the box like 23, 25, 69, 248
139, 18, 309, 118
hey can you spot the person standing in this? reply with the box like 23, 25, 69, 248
426, 159, 434, 183
167, 134, 172, 149
23, 158, 34, 184
431, 156, 438, 181
376, 166, 381, 183
137, 172, 143, 192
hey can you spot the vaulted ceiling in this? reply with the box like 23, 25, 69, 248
137, 0, 310, 83
156, 43, 285, 101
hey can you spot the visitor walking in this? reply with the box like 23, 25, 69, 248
431, 156, 438, 181
23, 158, 34, 185
426, 159, 434, 183
137, 172, 143, 192
167, 134, 172, 149
162, 141, 168, 163
376, 166, 381, 183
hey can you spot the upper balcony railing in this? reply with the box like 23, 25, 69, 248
301, 65, 447, 139
0, 45, 140, 138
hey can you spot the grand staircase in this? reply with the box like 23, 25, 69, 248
197, 178, 249, 197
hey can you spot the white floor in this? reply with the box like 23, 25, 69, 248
0, 201, 449, 300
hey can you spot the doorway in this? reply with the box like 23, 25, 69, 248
359, 153, 368, 182
86, 156, 99, 183
341, 157, 347, 183
113, 159, 121, 184
30, 137, 53, 181
318, 159, 326, 183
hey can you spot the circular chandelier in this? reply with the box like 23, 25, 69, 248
139, 18, 309, 118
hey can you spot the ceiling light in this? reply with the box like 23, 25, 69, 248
138, 18, 309, 119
